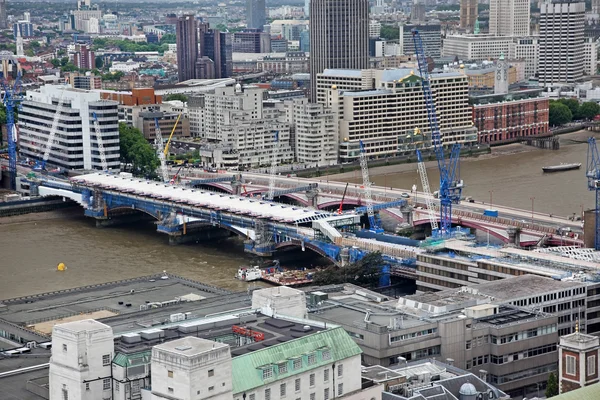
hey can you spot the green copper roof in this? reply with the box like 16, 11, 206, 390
552, 384, 600, 400
112, 350, 152, 368
231, 327, 362, 395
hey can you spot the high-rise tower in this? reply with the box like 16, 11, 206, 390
539, 0, 585, 85
309, 0, 369, 102
176, 15, 199, 82
247, 0, 266, 30
0, 0, 7, 30
489, 0, 530, 36
460, 0, 478, 31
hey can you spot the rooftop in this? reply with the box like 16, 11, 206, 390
154, 336, 228, 356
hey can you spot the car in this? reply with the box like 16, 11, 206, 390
400, 192, 410, 198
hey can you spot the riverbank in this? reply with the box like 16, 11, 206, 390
325, 129, 598, 181
0, 207, 81, 226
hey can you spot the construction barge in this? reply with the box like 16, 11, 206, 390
235, 263, 317, 287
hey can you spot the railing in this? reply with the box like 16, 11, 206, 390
334, 237, 417, 259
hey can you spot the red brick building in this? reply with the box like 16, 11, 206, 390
558, 330, 600, 394
471, 90, 550, 145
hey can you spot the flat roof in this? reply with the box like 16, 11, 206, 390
70, 173, 332, 224
154, 336, 228, 356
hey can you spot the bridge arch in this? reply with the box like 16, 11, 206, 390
274, 240, 340, 266
412, 218, 510, 243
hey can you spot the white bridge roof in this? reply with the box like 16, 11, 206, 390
71, 173, 332, 224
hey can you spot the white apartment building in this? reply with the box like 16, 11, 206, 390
188, 85, 293, 168
49, 320, 114, 400
489, 0, 530, 37
539, 0, 585, 85
369, 20, 381, 38
19, 85, 120, 171
584, 37, 598, 75
287, 98, 338, 165
317, 68, 477, 162
109, 59, 141, 73
443, 35, 539, 77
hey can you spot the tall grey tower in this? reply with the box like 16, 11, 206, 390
539, 0, 585, 85
247, 0, 266, 30
176, 15, 199, 82
309, 0, 369, 102
494, 53, 509, 94
0, 0, 7, 30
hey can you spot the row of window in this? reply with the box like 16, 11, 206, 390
246, 368, 344, 400
390, 328, 437, 343
261, 351, 334, 380
491, 324, 557, 344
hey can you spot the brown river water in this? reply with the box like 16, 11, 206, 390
0, 131, 598, 299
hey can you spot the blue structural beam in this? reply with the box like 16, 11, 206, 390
188, 176, 236, 186
272, 183, 318, 197
354, 199, 407, 214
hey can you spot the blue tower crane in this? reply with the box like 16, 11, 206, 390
586, 137, 600, 250
412, 30, 463, 236
0, 52, 22, 191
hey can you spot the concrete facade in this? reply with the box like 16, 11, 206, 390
489, 0, 530, 37
558, 331, 600, 394
49, 320, 114, 400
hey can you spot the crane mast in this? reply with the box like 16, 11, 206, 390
154, 118, 169, 182
359, 140, 382, 233
587, 137, 600, 250
412, 29, 463, 236
92, 112, 108, 171
0, 54, 22, 189
416, 149, 439, 232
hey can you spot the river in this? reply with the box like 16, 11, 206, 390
327, 130, 600, 218
0, 131, 598, 299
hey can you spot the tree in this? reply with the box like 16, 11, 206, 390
29, 40, 40, 49
50, 58, 61, 68
60, 57, 69, 66
95, 56, 104, 69
558, 98, 579, 119
313, 252, 385, 288
577, 101, 600, 120
380, 25, 399, 40
545, 372, 558, 398
119, 123, 159, 178
159, 33, 176, 44
164, 93, 188, 102
549, 101, 573, 126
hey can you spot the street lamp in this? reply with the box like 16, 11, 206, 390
489, 190, 494, 209
530, 197, 535, 225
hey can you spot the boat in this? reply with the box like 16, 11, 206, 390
235, 266, 262, 282
261, 267, 318, 287
542, 163, 581, 173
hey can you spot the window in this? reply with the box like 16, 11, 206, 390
566, 355, 577, 376
310, 373, 315, 387
308, 353, 316, 365
115, 382, 120, 392
322, 350, 331, 360
324, 368, 329, 382
262, 368, 273, 380
310, 393, 315, 400
338, 364, 343, 377
168, 387, 174, 393
324, 388, 330, 400
85, 383, 89, 391
208, 369, 214, 377
295, 378, 301, 392
102, 354, 111, 366
265, 388, 271, 400
279, 363, 288, 374
249, 394, 256, 400
132, 381, 140, 393
62, 344, 67, 352
280, 383, 287, 397
293, 358, 302, 369
338, 383, 344, 396
168, 370, 173, 378
209, 386, 214, 391
588, 355, 596, 376
103, 378, 111, 390
62, 388, 68, 400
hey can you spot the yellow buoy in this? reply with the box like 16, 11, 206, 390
57, 263, 66, 271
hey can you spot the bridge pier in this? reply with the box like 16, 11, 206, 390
231, 174, 243, 196
305, 188, 319, 209
506, 227, 520, 246
167, 226, 232, 245
94, 213, 153, 228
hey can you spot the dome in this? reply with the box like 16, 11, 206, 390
459, 383, 477, 396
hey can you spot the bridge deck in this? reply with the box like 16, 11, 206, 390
71, 173, 332, 224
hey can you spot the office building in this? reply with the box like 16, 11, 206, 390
72, 44, 95, 70
233, 30, 271, 53
460, 0, 478, 31
18, 85, 120, 171
188, 86, 293, 168
539, 1, 585, 85
0, 0, 7, 29
287, 97, 338, 165
584, 36, 598, 75
135, 111, 190, 141
13, 21, 34, 38
176, 15, 198, 82
199, 24, 233, 79
300, 29, 310, 52
411, 0, 426, 23
309, 0, 369, 101
315, 68, 476, 162
400, 24, 441, 57
369, 20, 381, 38
247, 0, 266, 29
70, 73, 102, 90
489, 0, 530, 37
472, 90, 550, 145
